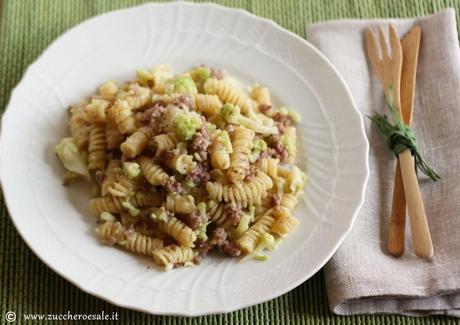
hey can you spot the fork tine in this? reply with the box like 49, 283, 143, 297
389, 24, 402, 59
366, 28, 381, 71
378, 26, 389, 59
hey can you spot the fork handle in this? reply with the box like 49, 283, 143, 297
388, 158, 406, 256
398, 149, 433, 259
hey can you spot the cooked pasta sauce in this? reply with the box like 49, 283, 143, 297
55, 65, 307, 270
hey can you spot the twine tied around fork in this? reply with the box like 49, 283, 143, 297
369, 86, 440, 181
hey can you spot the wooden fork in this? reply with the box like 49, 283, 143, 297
388, 26, 422, 257
366, 24, 433, 259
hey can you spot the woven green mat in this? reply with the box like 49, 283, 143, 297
1, 0, 460, 324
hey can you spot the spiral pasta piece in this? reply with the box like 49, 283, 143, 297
236, 214, 275, 254
251, 84, 271, 105
270, 207, 299, 238
152, 133, 177, 156
117, 83, 152, 110
111, 99, 137, 134
95, 221, 125, 242
153, 245, 195, 269
210, 131, 232, 170
207, 201, 227, 225
195, 94, 222, 116
203, 79, 254, 114
165, 152, 195, 175
105, 120, 125, 150
283, 126, 297, 163
258, 157, 279, 179
120, 126, 154, 158
101, 159, 122, 196
69, 110, 90, 151
227, 126, 254, 183
280, 193, 298, 211
138, 156, 169, 186
122, 233, 164, 256
96, 222, 163, 256
251, 84, 272, 113
206, 172, 273, 207
99, 80, 119, 100
90, 192, 162, 216
158, 216, 196, 247
107, 176, 136, 197
84, 98, 110, 123
87, 123, 107, 171
165, 194, 196, 214
90, 196, 124, 215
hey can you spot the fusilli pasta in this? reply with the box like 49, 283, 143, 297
165, 194, 196, 214
227, 125, 254, 183
203, 78, 254, 114
56, 65, 307, 270
110, 99, 137, 134
236, 213, 275, 254
195, 94, 222, 116
206, 171, 273, 207
87, 123, 107, 171
270, 207, 299, 238
157, 216, 197, 248
153, 245, 195, 269
120, 126, 154, 158
152, 133, 177, 156
69, 110, 90, 150
105, 119, 125, 150
138, 155, 169, 186
96, 221, 163, 256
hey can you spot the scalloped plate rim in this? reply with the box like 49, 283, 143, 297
0, 2, 369, 316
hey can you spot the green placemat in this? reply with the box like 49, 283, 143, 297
1, 0, 459, 324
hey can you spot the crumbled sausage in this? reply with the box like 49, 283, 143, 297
164, 176, 183, 193
212, 227, 227, 246
194, 240, 214, 264
189, 121, 211, 161
225, 204, 242, 226
258, 103, 272, 114
172, 94, 195, 109
211, 227, 241, 257
265, 135, 289, 163
186, 161, 211, 186
179, 213, 202, 230
272, 141, 289, 163
220, 240, 241, 257
272, 112, 293, 134
136, 103, 165, 126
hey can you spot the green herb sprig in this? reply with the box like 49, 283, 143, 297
369, 86, 440, 181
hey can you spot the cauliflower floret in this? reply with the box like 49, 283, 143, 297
173, 111, 203, 141
55, 137, 90, 181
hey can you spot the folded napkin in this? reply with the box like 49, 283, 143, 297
306, 9, 460, 317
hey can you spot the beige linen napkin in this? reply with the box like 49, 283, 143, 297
306, 9, 460, 317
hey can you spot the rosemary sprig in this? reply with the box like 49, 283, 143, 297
369, 86, 440, 181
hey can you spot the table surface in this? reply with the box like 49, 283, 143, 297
1, 0, 459, 324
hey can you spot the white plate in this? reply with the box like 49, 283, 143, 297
0, 2, 369, 316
